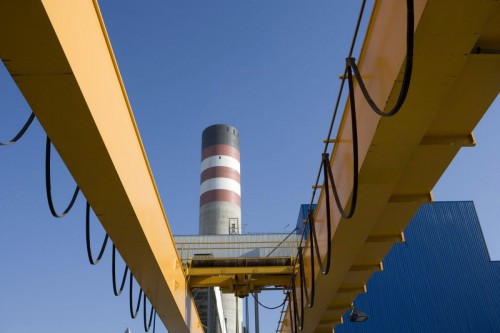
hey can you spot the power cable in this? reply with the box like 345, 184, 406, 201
45, 136, 80, 218
151, 311, 157, 333
283, 0, 416, 330
346, 0, 414, 117
290, 268, 304, 332
266, 227, 298, 257
0, 112, 36, 146
112, 244, 129, 296
143, 295, 155, 332
302, 223, 315, 308
129, 273, 144, 319
85, 201, 109, 265
300, 244, 315, 310
251, 292, 287, 310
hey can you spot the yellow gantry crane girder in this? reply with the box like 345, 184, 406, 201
1, 0, 499, 332
0, 1, 203, 332
280, 0, 500, 332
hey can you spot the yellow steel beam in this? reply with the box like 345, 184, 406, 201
186, 265, 294, 293
0, 1, 202, 332
280, 0, 500, 332
188, 274, 292, 289
187, 266, 294, 276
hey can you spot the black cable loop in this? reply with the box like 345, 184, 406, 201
112, 244, 129, 296
129, 273, 143, 319
143, 295, 155, 332
45, 136, 80, 218
299, 242, 314, 308
300, 0, 368, 270
250, 292, 287, 310
0, 112, 36, 146
290, 271, 304, 331
321, 93, 359, 220
286, 291, 295, 333
308, 203, 331, 276
86, 201, 109, 265
346, 0, 414, 117
305, 218, 316, 308
289, 1, 371, 323
151, 311, 156, 333
287, 0, 414, 327
287, 291, 297, 333
298, 0, 368, 227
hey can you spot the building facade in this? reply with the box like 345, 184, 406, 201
336, 201, 500, 332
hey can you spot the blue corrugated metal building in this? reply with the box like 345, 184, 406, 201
295, 204, 316, 237
336, 201, 500, 333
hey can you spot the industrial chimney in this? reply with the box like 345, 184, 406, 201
199, 124, 243, 333
199, 124, 241, 235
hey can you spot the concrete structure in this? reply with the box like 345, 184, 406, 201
200, 124, 243, 332
335, 201, 500, 332
200, 124, 241, 235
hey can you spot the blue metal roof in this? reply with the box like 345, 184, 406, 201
336, 201, 500, 333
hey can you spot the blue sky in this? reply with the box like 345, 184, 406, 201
0, 1, 498, 332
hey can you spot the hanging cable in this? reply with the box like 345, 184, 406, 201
85, 201, 109, 265
112, 244, 129, 296
300, 0, 369, 271
286, 1, 370, 325
129, 273, 143, 319
284, 292, 294, 333
151, 311, 157, 333
45, 136, 80, 218
251, 292, 287, 310
321, 88, 359, 220
266, 227, 298, 258
290, 267, 304, 331
346, 0, 414, 117
0, 112, 36, 146
143, 295, 155, 332
303, 216, 316, 308
282, 1, 415, 331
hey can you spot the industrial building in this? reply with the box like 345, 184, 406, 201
179, 201, 500, 332
337, 201, 500, 332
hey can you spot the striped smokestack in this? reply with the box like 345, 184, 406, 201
199, 124, 241, 235
200, 124, 243, 333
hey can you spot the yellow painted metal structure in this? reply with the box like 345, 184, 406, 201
0, 0, 499, 332
0, 1, 202, 332
177, 237, 299, 296
280, 0, 500, 332
187, 261, 294, 296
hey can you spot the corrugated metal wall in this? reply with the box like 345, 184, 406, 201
336, 201, 500, 333
295, 204, 316, 237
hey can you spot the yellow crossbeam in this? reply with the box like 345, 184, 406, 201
0, 1, 202, 332
188, 273, 292, 289
187, 266, 294, 277
280, 0, 500, 332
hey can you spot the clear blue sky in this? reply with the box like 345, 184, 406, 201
0, 1, 498, 332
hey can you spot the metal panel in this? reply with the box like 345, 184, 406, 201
295, 204, 316, 237
336, 201, 500, 332
175, 233, 301, 262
